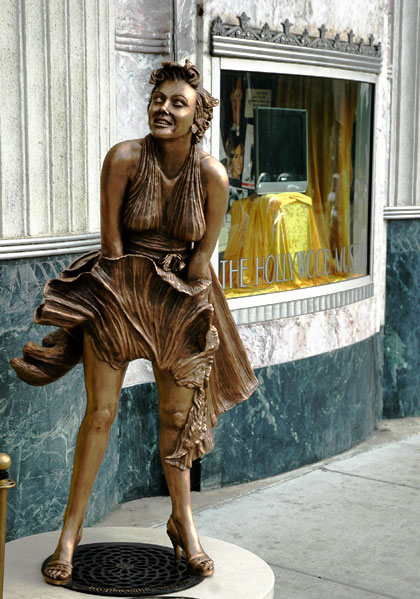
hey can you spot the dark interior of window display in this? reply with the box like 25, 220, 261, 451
218, 70, 373, 299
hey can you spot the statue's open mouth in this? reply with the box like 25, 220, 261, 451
154, 118, 172, 126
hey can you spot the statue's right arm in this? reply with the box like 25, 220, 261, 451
100, 141, 141, 258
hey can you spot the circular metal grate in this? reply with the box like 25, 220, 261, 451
41, 542, 204, 596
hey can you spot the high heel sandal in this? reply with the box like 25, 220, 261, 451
43, 526, 83, 586
166, 515, 214, 577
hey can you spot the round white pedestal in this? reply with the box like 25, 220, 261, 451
4, 527, 274, 599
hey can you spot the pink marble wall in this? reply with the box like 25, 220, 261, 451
239, 297, 377, 368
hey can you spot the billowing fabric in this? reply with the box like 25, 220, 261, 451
11, 134, 258, 470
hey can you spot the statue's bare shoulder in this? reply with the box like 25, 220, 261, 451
103, 138, 145, 182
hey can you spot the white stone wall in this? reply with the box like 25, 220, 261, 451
0, 0, 114, 239
198, 0, 390, 368
388, 0, 420, 207
114, 0, 197, 142
202, 0, 387, 40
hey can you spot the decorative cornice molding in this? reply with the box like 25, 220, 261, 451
0, 233, 100, 260
384, 206, 420, 219
212, 14, 381, 57
211, 14, 382, 73
115, 29, 171, 54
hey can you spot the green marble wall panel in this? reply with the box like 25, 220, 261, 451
1, 256, 119, 542
384, 219, 420, 417
201, 332, 383, 489
117, 384, 166, 502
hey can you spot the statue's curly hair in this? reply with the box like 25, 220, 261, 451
148, 60, 219, 144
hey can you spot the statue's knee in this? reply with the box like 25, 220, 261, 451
87, 407, 115, 431
160, 408, 188, 433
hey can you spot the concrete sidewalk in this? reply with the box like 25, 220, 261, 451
98, 418, 420, 599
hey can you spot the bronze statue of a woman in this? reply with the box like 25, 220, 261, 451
11, 60, 257, 586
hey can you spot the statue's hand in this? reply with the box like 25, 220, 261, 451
186, 260, 211, 282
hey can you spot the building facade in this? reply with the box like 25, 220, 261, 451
1, 0, 419, 541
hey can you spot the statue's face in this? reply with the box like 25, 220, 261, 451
148, 80, 197, 140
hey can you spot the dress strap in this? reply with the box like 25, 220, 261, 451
122, 135, 162, 232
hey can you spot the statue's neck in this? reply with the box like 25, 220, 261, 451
151, 133, 193, 180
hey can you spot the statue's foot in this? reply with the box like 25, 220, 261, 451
43, 526, 83, 586
167, 515, 214, 577
43, 559, 73, 586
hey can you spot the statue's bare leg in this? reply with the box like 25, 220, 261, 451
154, 366, 213, 575
45, 332, 126, 583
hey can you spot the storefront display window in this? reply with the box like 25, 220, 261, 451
218, 70, 373, 299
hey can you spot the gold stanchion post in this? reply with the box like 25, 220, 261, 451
0, 454, 16, 599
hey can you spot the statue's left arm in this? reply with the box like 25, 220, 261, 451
187, 155, 229, 281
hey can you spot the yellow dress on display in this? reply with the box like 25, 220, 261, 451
221, 192, 345, 298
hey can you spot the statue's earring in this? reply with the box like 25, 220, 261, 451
191, 124, 198, 134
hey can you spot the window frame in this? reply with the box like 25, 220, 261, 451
210, 56, 378, 321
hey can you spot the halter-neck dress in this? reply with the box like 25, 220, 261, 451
11, 135, 258, 470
